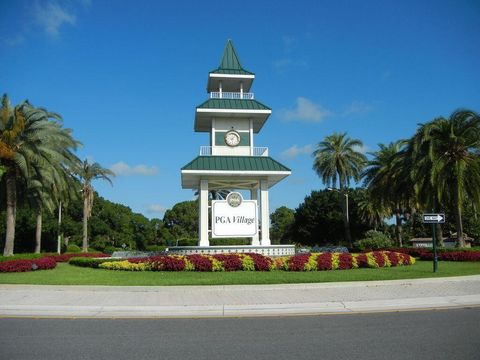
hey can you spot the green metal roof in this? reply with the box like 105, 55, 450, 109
182, 156, 291, 172
210, 40, 254, 76
197, 99, 271, 111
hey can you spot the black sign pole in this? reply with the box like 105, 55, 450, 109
432, 223, 438, 272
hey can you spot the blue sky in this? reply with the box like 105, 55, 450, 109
1, 0, 479, 219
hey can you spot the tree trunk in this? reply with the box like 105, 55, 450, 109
436, 224, 444, 247
35, 211, 42, 254
82, 195, 89, 253
3, 170, 16, 256
339, 182, 352, 248
395, 208, 403, 247
454, 187, 465, 247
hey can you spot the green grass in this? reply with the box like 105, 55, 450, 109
0, 261, 479, 286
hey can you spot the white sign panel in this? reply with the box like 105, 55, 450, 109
422, 213, 445, 224
212, 193, 258, 238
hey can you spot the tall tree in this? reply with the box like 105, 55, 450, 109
411, 110, 480, 247
0, 94, 80, 256
270, 206, 295, 244
356, 188, 388, 231
76, 160, 114, 252
362, 141, 413, 246
312, 132, 367, 247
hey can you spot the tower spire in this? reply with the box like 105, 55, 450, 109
219, 39, 243, 70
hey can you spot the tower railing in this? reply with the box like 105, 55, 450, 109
209, 92, 254, 100
199, 146, 268, 156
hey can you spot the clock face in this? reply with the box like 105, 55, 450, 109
225, 130, 241, 147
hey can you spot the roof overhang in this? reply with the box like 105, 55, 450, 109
207, 74, 254, 93
195, 108, 271, 132
181, 169, 291, 189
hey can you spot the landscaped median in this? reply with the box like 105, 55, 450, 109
69, 251, 415, 272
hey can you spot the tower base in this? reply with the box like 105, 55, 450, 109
167, 245, 295, 257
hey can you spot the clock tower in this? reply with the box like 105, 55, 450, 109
181, 40, 291, 252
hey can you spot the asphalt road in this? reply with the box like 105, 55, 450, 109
1, 308, 479, 360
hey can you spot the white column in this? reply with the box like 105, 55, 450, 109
240, 82, 244, 99
260, 180, 270, 246
250, 187, 260, 246
249, 118, 254, 156
219, 81, 223, 98
211, 118, 216, 155
199, 179, 209, 246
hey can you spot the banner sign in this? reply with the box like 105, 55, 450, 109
212, 192, 258, 238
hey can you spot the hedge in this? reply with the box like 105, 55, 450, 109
0, 253, 110, 272
0, 257, 57, 273
78, 251, 415, 272
386, 248, 480, 261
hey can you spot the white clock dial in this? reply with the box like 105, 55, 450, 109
225, 130, 241, 147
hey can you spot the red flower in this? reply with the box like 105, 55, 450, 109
317, 253, 333, 271
338, 253, 353, 270
187, 255, 213, 271
213, 254, 243, 271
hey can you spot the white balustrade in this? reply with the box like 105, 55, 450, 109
253, 147, 268, 156
210, 92, 254, 100
199, 146, 268, 156
200, 146, 212, 156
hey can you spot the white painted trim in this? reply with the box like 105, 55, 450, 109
260, 180, 270, 246
209, 74, 255, 79
249, 119, 254, 156
211, 118, 216, 147
197, 108, 271, 114
182, 170, 291, 176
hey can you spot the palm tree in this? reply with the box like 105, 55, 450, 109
312, 132, 367, 246
77, 160, 114, 252
411, 110, 480, 247
24, 163, 80, 253
0, 94, 80, 256
363, 141, 413, 246
357, 189, 388, 231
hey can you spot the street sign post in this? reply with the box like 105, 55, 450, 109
422, 213, 445, 272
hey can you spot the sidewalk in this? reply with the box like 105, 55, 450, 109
1, 275, 479, 318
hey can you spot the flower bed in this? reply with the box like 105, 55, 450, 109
0, 257, 57, 273
82, 251, 415, 272
418, 251, 480, 262
386, 248, 480, 261
0, 253, 110, 272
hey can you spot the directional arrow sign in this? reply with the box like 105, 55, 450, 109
422, 213, 445, 224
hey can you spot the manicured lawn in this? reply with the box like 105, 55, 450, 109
0, 261, 479, 286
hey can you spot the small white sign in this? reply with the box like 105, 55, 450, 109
422, 213, 445, 224
212, 193, 258, 238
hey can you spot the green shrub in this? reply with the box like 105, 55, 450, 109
0, 253, 44, 262
104, 246, 122, 254
145, 245, 167, 252
66, 244, 81, 253
210, 238, 250, 246
68, 257, 119, 268
355, 230, 393, 250
175, 238, 198, 246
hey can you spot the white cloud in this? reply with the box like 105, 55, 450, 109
279, 97, 332, 123
353, 144, 371, 155
33, 1, 76, 38
146, 204, 166, 214
281, 144, 314, 160
342, 101, 373, 117
110, 162, 159, 176
2, 35, 25, 46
